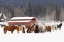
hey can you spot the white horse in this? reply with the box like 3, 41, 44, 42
36, 22, 46, 33
51, 24, 57, 31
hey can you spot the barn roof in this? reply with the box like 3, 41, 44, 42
8, 20, 31, 22
8, 17, 36, 25
10, 17, 36, 20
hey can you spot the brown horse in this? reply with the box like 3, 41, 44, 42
25, 24, 35, 33
27, 28, 32, 33
46, 26, 51, 32
4, 26, 19, 34
25, 25, 32, 29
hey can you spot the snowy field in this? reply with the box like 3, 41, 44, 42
0, 21, 64, 42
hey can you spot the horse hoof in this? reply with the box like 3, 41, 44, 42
59, 28, 61, 30
4, 32, 6, 34
55, 28, 57, 30
18, 32, 19, 33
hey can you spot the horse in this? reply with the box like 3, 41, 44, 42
51, 24, 57, 31
25, 25, 31, 29
34, 25, 39, 33
27, 28, 32, 33
25, 24, 35, 33
46, 26, 51, 32
18, 26, 25, 33
4, 26, 19, 34
35, 23, 46, 33
56, 23, 62, 30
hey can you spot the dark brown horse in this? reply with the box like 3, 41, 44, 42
4, 26, 19, 34
27, 28, 32, 33
25, 24, 35, 33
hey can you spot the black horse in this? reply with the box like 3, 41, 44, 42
56, 23, 62, 30
34, 25, 39, 33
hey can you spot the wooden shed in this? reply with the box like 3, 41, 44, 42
8, 17, 37, 26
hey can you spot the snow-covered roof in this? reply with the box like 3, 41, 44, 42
8, 20, 31, 22
10, 17, 36, 20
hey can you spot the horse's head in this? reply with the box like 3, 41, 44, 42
60, 23, 62, 26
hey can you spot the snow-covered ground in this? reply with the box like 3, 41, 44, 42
0, 21, 64, 42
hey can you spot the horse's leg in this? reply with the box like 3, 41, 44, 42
17, 31, 19, 33
22, 30, 25, 33
43, 29, 46, 33
41, 29, 45, 33
59, 28, 61, 30
49, 28, 51, 32
55, 27, 57, 30
49, 29, 51, 32
45, 29, 47, 32
22, 27, 25, 33
4, 28, 7, 34
41, 29, 46, 33
17, 29, 19, 33
11, 30, 13, 34
4, 30, 7, 34
53, 28, 54, 31
40, 29, 43, 33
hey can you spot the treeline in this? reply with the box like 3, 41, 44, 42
0, 2, 62, 21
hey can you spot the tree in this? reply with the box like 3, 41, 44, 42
11, 5, 17, 17
42, 6, 47, 16
25, 2, 33, 16
55, 5, 60, 21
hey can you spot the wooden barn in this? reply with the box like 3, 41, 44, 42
8, 17, 37, 26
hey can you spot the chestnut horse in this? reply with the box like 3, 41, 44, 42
46, 26, 51, 32
4, 26, 19, 34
